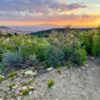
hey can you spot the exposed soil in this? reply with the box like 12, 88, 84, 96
0, 57, 100, 100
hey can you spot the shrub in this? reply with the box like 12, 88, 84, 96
56, 68, 62, 74
29, 54, 38, 65
80, 29, 100, 57
48, 79, 55, 88
35, 40, 50, 61
91, 33, 100, 56
2, 52, 23, 66
20, 45, 35, 58
44, 46, 64, 68
63, 36, 87, 66
71, 48, 87, 65
0, 74, 5, 82
21, 88, 29, 96
0, 63, 4, 74
8, 71, 17, 79
80, 31, 93, 54
0, 49, 3, 62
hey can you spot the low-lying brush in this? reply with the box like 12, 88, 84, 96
0, 27, 99, 73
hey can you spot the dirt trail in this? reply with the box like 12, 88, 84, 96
0, 57, 100, 100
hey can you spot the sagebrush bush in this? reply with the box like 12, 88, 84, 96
44, 45, 64, 68
2, 52, 23, 66
29, 54, 38, 65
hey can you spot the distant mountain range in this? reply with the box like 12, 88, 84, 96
0, 26, 27, 35
0, 25, 94, 35
31, 27, 93, 35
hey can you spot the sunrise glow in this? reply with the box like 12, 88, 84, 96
0, 0, 100, 28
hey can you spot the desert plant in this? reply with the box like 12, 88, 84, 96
21, 88, 30, 95
8, 71, 17, 79
0, 74, 5, 82
56, 68, 62, 74
91, 33, 100, 56
71, 48, 87, 65
2, 52, 23, 66
29, 54, 38, 65
48, 79, 55, 88
44, 45, 64, 68
0, 63, 4, 74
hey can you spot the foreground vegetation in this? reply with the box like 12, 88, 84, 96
0, 27, 100, 73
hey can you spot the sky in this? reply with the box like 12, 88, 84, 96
0, 0, 100, 29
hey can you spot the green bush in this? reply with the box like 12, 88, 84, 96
44, 46, 64, 68
34, 39, 50, 61
48, 79, 55, 88
71, 48, 87, 65
80, 29, 100, 57
0, 63, 4, 74
21, 89, 29, 96
80, 31, 92, 54
0, 74, 5, 82
91, 33, 100, 56
29, 54, 38, 65
2, 52, 23, 66
8, 71, 17, 79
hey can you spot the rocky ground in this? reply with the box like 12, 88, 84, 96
0, 57, 100, 100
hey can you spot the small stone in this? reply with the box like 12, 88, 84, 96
12, 85, 18, 90
22, 86, 28, 90
91, 57, 95, 60
56, 99, 59, 100
47, 67, 54, 72
24, 70, 37, 77
17, 87, 21, 91
15, 90, 21, 96
29, 91, 33, 96
17, 96, 22, 100
24, 70, 34, 76
81, 67, 85, 70
85, 64, 89, 67
29, 86, 35, 91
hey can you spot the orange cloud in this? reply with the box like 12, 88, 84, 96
0, 14, 100, 27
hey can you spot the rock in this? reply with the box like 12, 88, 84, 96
91, 57, 95, 60
24, 70, 34, 76
17, 96, 22, 100
29, 91, 33, 96
85, 64, 89, 67
15, 90, 21, 96
81, 67, 85, 70
12, 85, 18, 90
17, 87, 21, 91
24, 70, 37, 77
56, 99, 59, 100
47, 67, 54, 72
29, 86, 35, 91
22, 86, 28, 90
